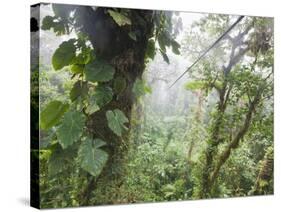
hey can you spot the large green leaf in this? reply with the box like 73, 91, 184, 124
52, 39, 76, 70
48, 143, 77, 176
42, 15, 67, 35
94, 85, 113, 107
70, 80, 88, 102
78, 138, 108, 176
106, 109, 129, 136
57, 110, 85, 149
41, 15, 54, 30
108, 10, 131, 26
40, 100, 69, 130
85, 59, 115, 82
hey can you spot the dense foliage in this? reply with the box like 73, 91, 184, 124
34, 4, 273, 208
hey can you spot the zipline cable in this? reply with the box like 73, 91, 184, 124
168, 15, 244, 89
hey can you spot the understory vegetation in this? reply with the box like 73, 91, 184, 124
31, 4, 273, 208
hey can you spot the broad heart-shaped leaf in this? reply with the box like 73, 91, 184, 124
70, 80, 88, 102
94, 85, 113, 107
85, 59, 115, 82
40, 100, 69, 130
48, 143, 77, 176
106, 109, 129, 136
78, 138, 108, 177
108, 10, 131, 26
57, 110, 85, 149
52, 39, 76, 70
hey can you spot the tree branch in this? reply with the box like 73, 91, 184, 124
224, 46, 250, 75
209, 83, 264, 185
223, 21, 253, 76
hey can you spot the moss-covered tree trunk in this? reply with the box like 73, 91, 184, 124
74, 7, 154, 205
199, 24, 253, 198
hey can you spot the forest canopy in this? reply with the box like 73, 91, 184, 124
31, 3, 273, 208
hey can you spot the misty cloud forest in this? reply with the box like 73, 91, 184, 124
31, 3, 274, 208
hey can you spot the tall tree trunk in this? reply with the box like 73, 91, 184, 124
209, 88, 262, 187
74, 7, 154, 205
201, 85, 228, 198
